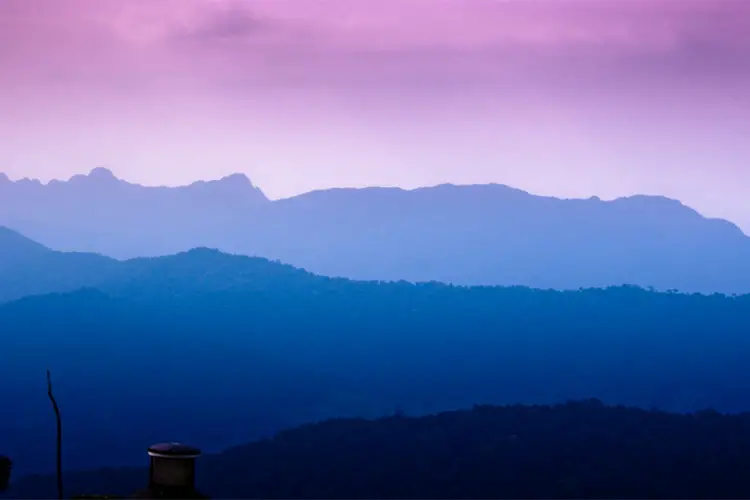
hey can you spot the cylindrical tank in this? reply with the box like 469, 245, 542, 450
0, 456, 11, 492
145, 443, 203, 498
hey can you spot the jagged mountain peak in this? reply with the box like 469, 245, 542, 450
185, 172, 269, 202
67, 167, 122, 185
189, 172, 257, 188
219, 172, 253, 184
88, 166, 118, 180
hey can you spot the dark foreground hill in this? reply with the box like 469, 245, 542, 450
3, 248, 750, 475
8, 401, 750, 499
3, 169, 750, 293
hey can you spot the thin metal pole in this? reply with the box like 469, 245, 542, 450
47, 370, 63, 500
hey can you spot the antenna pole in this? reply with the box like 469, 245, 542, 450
47, 370, 63, 500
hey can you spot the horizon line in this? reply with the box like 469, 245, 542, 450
0, 166, 693, 206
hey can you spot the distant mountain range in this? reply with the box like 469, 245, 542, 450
2, 168, 750, 293
0, 227, 308, 303
3, 242, 750, 475
0, 168, 267, 258
0, 227, 117, 302
6, 171, 750, 494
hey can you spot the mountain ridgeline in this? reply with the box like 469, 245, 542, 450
3, 231, 750, 477
11, 401, 750, 499
2, 169, 750, 293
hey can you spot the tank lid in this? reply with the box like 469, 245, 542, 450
148, 443, 201, 458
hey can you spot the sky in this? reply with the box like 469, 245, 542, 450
1, 0, 749, 229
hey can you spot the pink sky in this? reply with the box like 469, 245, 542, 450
1, 0, 749, 229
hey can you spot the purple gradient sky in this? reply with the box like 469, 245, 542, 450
1, 0, 749, 228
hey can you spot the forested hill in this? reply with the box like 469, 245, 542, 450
4, 255, 750, 476
8, 401, 750, 499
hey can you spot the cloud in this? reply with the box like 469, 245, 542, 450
4, 0, 750, 52
188, 8, 266, 41
1, 0, 749, 93
166, 1, 273, 44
